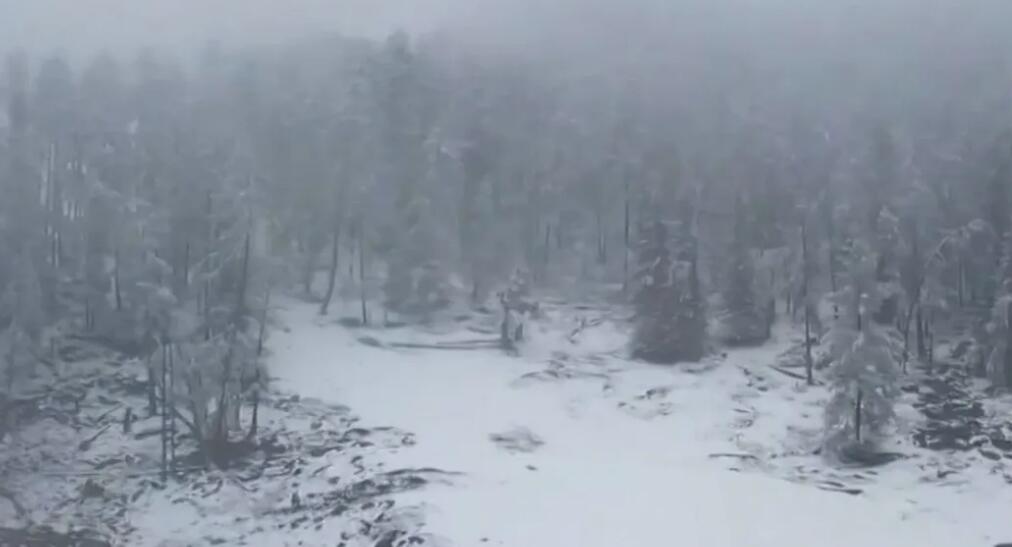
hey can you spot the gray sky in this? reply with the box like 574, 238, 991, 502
0, 0, 464, 58
4, 0, 1012, 86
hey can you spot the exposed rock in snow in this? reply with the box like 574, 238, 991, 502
489, 427, 545, 454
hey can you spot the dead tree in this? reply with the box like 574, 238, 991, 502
499, 292, 514, 350
235, 232, 251, 322
358, 220, 368, 325
160, 342, 169, 483
802, 221, 814, 385
168, 343, 176, 468
622, 178, 631, 294
257, 289, 270, 356
320, 218, 341, 315
247, 372, 260, 442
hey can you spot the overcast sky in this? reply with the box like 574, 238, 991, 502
0, 0, 469, 59
4, 0, 1012, 82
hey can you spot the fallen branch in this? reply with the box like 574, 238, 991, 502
91, 405, 123, 425
708, 453, 759, 461
13, 465, 209, 478
78, 424, 112, 452
769, 365, 821, 384
817, 484, 863, 496
387, 340, 500, 351
0, 526, 111, 547
567, 317, 605, 343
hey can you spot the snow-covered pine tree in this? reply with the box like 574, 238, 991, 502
676, 228, 707, 361
720, 195, 768, 346
375, 33, 452, 320
823, 240, 900, 458
0, 253, 45, 392
985, 230, 1012, 388
631, 220, 705, 363
632, 221, 677, 362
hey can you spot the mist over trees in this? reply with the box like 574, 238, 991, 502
4, 0, 1012, 464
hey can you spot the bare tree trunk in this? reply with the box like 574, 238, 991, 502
203, 280, 211, 341
543, 223, 551, 280
957, 259, 965, 307
623, 184, 631, 294
114, 248, 122, 311
160, 342, 168, 483
146, 354, 157, 416
854, 388, 863, 443
247, 383, 260, 442
358, 221, 368, 325
204, 191, 215, 341
916, 308, 926, 359
1005, 301, 1012, 388
213, 336, 236, 459
182, 241, 190, 293
169, 342, 176, 469
854, 300, 863, 442
348, 243, 355, 279
826, 207, 838, 320
48, 141, 63, 269
900, 298, 918, 374
596, 210, 606, 265
804, 305, 813, 384
257, 289, 270, 357
235, 232, 251, 322
249, 287, 269, 443
321, 220, 341, 315
302, 246, 316, 297
926, 309, 935, 373
801, 222, 813, 385
499, 292, 514, 351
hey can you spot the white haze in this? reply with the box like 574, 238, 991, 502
0, 0, 456, 57
6, 0, 1010, 110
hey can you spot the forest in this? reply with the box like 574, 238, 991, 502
3, 2, 1012, 545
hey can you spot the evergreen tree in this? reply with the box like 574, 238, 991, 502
676, 228, 707, 361
0, 252, 44, 392
823, 240, 900, 457
374, 32, 451, 318
631, 220, 705, 363
720, 195, 769, 346
985, 230, 1012, 388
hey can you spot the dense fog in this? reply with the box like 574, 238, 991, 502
4, 1, 1012, 545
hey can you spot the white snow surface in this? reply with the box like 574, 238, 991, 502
268, 297, 1012, 547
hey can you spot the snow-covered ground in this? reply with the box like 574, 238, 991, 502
6, 295, 1008, 546
268, 298, 1012, 547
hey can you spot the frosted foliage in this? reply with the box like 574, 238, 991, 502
0, 255, 44, 391
822, 246, 899, 455
632, 222, 705, 364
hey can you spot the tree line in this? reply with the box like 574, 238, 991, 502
2, 26, 1012, 463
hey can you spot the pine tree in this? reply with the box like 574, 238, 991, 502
375, 32, 451, 319
631, 221, 705, 363
985, 230, 1012, 388
720, 196, 768, 346
823, 241, 900, 457
676, 228, 707, 361
0, 253, 44, 392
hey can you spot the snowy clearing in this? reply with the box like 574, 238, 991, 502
266, 298, 1012, 547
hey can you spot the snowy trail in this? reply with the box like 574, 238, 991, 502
268, 299, 993, 547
